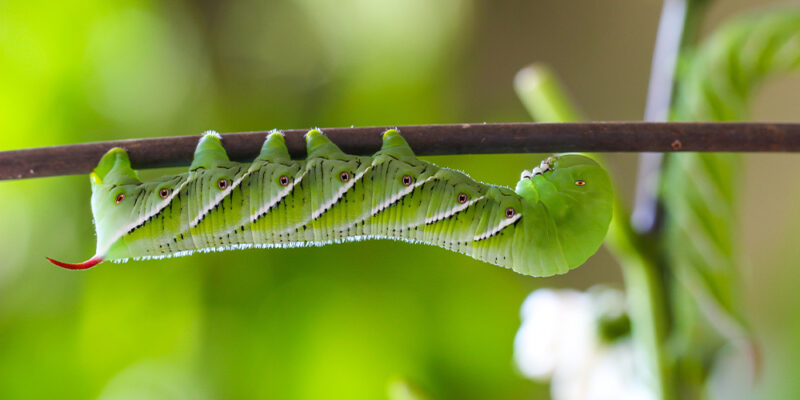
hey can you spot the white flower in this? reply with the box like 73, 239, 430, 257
514, 288, 597, 379
514, 287, 655, 400
552, 339, 656, 400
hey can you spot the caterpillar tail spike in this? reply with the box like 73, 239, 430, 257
48, 129, 613, 277
46, 256, 104, 270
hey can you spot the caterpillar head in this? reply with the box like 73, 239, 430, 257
513, 154, 613, 275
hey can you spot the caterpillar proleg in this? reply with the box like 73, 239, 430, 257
47, 129, 612, 277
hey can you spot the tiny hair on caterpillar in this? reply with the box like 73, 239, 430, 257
47, 129, 613, 277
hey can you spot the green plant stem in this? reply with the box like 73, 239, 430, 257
629, 0, 710, 398
514, 64, 583, 123
606, 209, 673, 400
514, 64, 675, 399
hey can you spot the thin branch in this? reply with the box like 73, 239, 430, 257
2, 121, 800, 180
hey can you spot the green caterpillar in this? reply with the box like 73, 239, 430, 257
47, 129, 612, 277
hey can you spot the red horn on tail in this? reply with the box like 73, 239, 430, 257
46, 256, 104, 270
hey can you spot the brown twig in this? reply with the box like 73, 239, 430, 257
2, 121, 800, 180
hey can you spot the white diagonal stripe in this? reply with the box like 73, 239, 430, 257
277, 165, 372, 234
421, 195, 484, 225
310, 166, 372, 220
214, 168, 309, 239
97, 178, 190, 255
249, 169, 308, 223
473, 213, 522, 242
190, 170, 251, 228
370, 175, 436, 216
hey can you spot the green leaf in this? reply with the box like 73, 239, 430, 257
666, 9, 800, 345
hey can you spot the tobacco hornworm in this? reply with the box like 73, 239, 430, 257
48, 129, 612, 277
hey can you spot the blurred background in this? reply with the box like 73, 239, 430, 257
1, 0, 799, 398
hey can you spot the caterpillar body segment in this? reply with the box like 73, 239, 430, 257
48, 129, 613, 277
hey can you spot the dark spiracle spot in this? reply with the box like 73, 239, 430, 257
217, 178, 230, 190
505, 207, 516, 218
159, 188, 171, 199
402, 175, 413, 186
457, 193, 468, 204
339, 171, 351, 182
115, 193, 125, 204
279, 175, 290, 186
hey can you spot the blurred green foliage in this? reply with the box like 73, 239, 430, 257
0, 1, 544, 399
1, 0, 800, 399
663, 10, 800, 397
